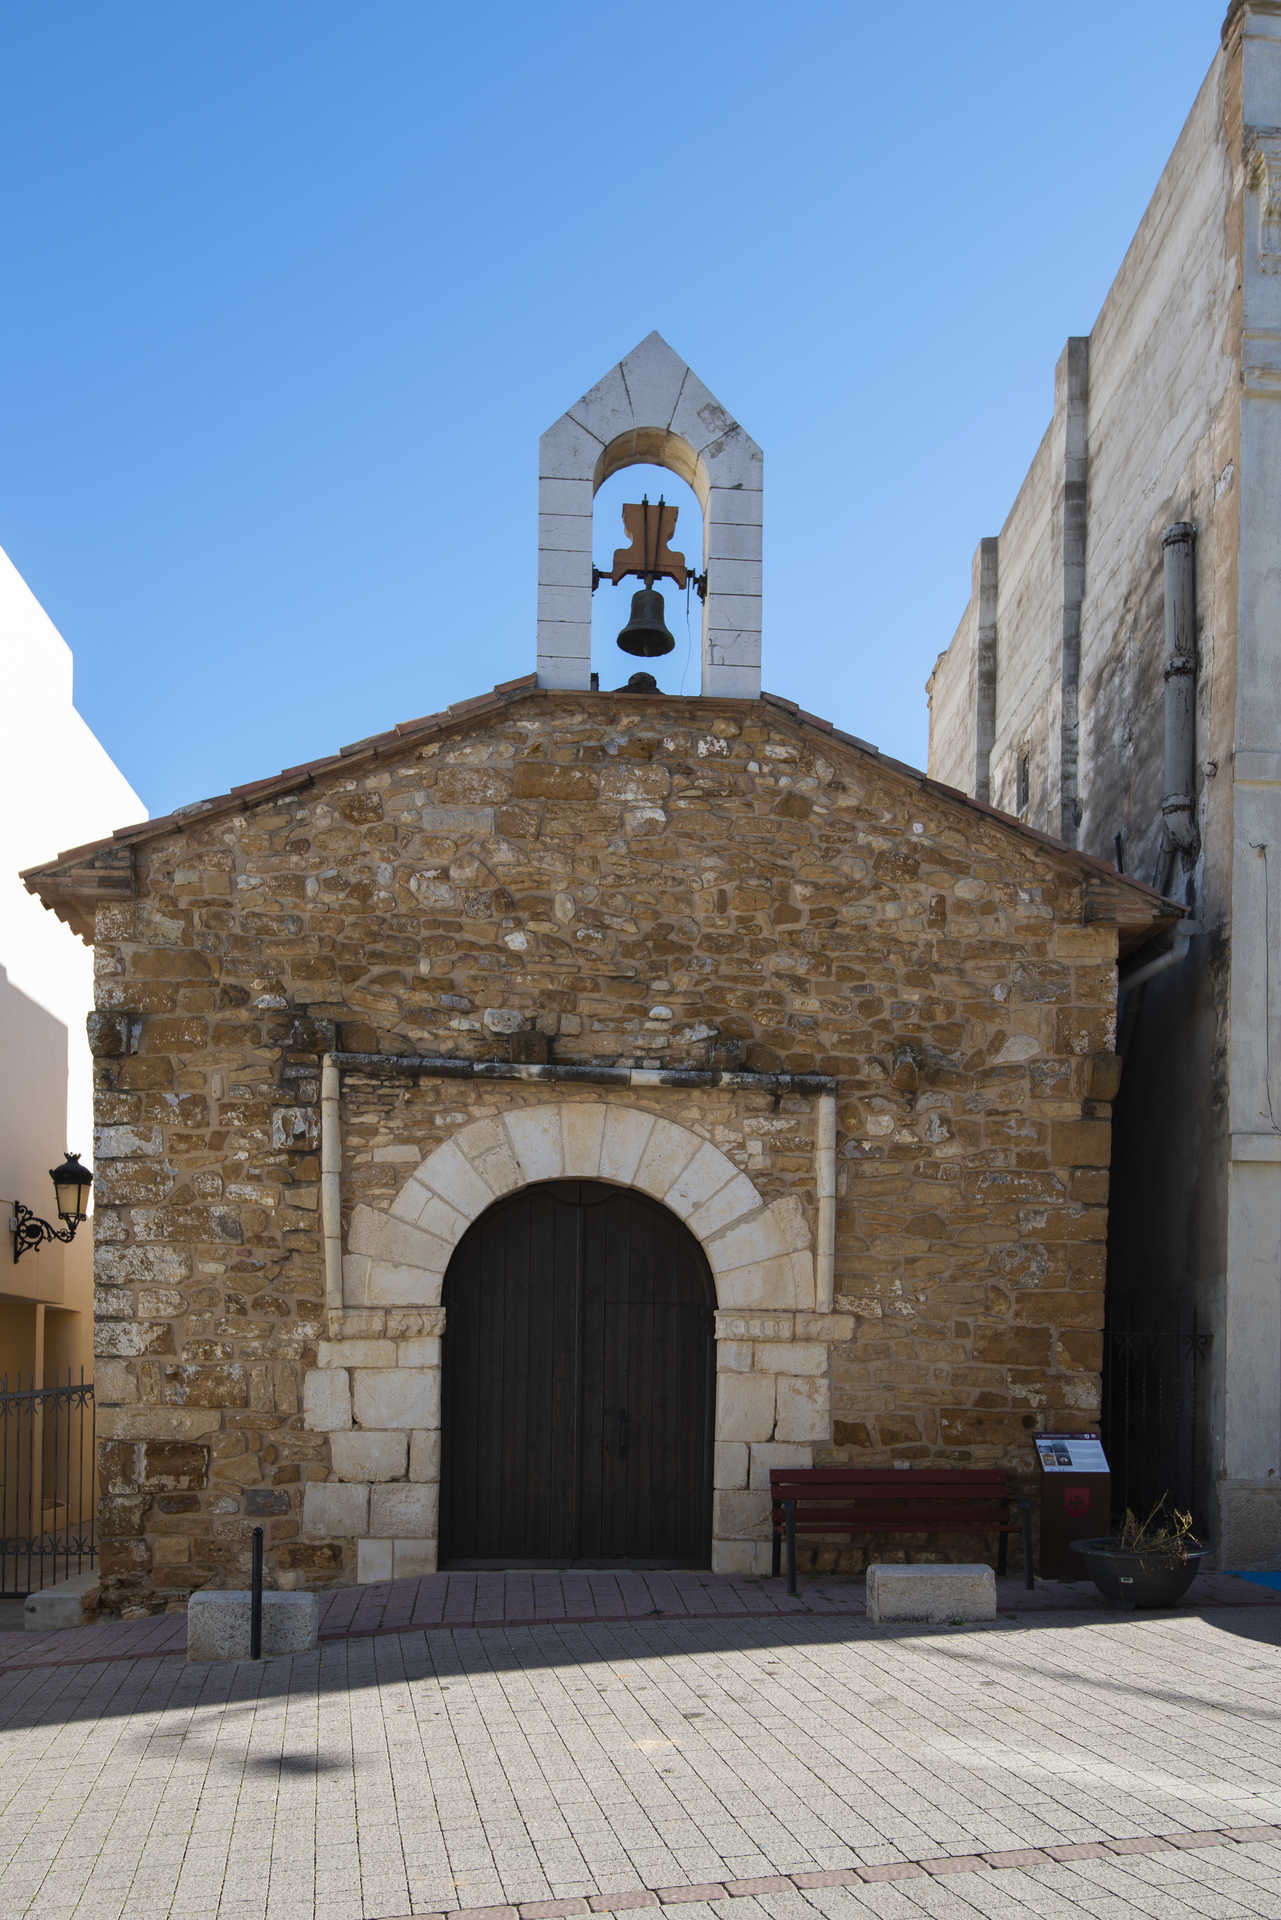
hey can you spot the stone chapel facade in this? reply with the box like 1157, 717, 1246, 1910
26, 340, 1172, 1611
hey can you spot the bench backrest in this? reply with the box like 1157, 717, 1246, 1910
769, 1467, 1012, 1513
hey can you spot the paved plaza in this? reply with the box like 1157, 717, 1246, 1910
4, 1582, 1281, 1919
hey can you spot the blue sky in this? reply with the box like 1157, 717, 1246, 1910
5, 0, 1221, 822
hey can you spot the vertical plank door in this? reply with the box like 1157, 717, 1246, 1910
441, 1179, 714, 1566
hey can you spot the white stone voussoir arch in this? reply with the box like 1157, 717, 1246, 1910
345, 1102, 813, 1314
306, 1099, 832, 1581
537, 332, 763, 700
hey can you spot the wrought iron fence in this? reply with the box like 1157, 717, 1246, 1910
0, 1370, 95, 1598
1101, 1316, 1212, 1529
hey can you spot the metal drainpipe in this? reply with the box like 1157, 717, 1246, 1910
1119, 919, 1195, 995
1160, 522, 1199, 894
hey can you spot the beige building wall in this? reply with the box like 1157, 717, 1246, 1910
0, 545, 143, 1391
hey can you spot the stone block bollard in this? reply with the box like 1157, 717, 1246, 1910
187, 1589, 320, 1662
866, 1562, 996, 1624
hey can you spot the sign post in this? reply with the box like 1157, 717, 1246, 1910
1034, 1431, 1112, 1579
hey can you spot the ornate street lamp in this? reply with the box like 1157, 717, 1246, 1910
11, 1152, 94, 1262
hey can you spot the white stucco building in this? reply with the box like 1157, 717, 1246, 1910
0, 546, 142, 1395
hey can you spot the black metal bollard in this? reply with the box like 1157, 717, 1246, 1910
250, 1525, 263, 1660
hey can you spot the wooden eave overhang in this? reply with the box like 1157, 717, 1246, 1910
23, 675, 1180, 954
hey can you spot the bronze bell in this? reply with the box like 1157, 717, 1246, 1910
616, 586, 675, 658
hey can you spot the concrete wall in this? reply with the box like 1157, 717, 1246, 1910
1078, 52, 1238, 896
1221, 0, 1281, 1562
988, 429, 1059, 826
926, 6, 1281, 1559
929, 44, 1236, 863
925, 551, 978, 801
0, 545, 143, 1386
1079, 29, 1240, 1551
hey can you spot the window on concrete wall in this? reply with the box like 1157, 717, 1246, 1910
1016, 749, 1030, 817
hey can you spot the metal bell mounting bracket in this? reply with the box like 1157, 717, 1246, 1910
592, 495, 708, 598
593, 564, 707, 600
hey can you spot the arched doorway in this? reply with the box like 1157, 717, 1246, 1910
441, 1179, 715, 1567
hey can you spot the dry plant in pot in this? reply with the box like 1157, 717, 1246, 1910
1071, 1495, 1207, 1608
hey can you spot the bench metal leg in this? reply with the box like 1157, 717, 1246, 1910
771, 1525, 781, 1580
1021, 1502, 1034, 1589
785, 1501, 797, 1597
997, 1526, 1009, 1577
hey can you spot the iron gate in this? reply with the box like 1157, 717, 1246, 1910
0, 1371, 95, 1598
1101, 1317, 1212, 1528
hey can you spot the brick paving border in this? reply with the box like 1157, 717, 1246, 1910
371, 1823, 1281, 1920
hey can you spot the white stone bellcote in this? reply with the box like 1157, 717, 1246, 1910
537, 332, 763, 698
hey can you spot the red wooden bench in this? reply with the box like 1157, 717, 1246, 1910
769, 1467, 1033, 1595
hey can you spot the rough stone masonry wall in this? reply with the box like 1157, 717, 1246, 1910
86, 692, 1119, 1611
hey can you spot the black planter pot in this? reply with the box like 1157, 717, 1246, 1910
1070, 1536, 1206, 1608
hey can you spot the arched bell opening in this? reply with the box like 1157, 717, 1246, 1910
536, 334, 762, 697
593, 425, 711, 505
590, 457, 706, 692
440, 1178, 715, 1569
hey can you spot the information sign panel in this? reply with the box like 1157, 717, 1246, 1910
1035, 1432, 1110, 1475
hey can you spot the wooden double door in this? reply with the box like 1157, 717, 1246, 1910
441, 1179, 715, 1567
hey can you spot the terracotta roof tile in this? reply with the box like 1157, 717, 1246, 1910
445, 690, 506, 719
229, 774, 289, 799
47, 833, 128, 866
110, 821, 164, 844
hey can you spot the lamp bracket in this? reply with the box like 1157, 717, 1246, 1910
11, 1203, 78, 1264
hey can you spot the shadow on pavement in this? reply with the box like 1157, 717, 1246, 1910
3, 1598, 1281, 1739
